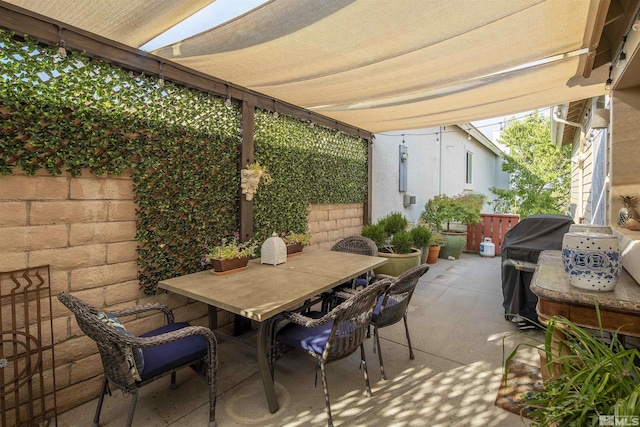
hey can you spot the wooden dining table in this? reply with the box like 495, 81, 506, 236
158, 247, 388, 413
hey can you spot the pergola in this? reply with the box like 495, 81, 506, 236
1, 0, 634, 135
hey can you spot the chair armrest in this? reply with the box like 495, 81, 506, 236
109, 303, 174, 324
279, 311, 333, 328
109, 325, 217, 351
371, 274, 393, 284
334, 289, 357, 299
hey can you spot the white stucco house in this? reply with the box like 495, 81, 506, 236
371, 123, 509, 224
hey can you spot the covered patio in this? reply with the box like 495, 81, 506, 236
57, 254, 540, 426
2, 1, 640, 426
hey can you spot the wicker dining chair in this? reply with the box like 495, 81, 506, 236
320, 235, 379, 312
368, 264, 430, 379
269, 277, 393, 427
57, 292, 218, 427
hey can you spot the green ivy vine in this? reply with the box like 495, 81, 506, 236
253, 110, 367, 242
0, 30, 368, 294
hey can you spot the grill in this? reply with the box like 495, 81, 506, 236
501, 215, 574, 326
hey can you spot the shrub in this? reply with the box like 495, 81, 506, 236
391, 230, 414, 254
421, 193, 486, 231
361, 224, 388, 249
379, 212, 408, 236
410, 225, 432, 249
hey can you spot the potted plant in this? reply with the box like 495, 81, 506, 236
426, 231, 446, 264
420, 193, 486, 259
280, 231, 311, 256
361, 212, 425, 276
202, 232, 258, 275
505, 312, 640, 426
410, 224, 432, 264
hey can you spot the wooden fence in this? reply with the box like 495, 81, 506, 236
466, 214, 520, 255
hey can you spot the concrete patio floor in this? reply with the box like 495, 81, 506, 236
58, 253, 543, 426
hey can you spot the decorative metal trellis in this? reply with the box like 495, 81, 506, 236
0, 265, 57, 427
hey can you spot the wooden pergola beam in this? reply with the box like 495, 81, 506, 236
0, 2, 371, 141
0, 1, 374, 226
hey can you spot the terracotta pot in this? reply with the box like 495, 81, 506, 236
286, 243, 304, 256
210, 256, 249, 275
426, 245, 440, 264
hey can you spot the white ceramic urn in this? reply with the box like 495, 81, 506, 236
562, 232, 621, 291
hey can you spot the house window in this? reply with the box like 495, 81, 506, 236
465, 151, 473, 184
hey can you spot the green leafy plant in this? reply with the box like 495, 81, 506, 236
489, 113, 570, 217
504, 308, 640, 426
1, 31, 369, 294
429, 231, 446, 247
203, 232, 258, 262
379, 212, 409, 236
280, 231, 311, 246
362, 212, 426, 254
409, 225, 432, 249
245, 161, 273, 185
252, 110, 367, 243
361, 223, 387, 249
391, 230, 414, 254
421, 193, 486, 232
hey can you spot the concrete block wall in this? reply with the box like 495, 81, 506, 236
308, 203, 364, 249
0, 170, 364, 415
0, 168, 210, 414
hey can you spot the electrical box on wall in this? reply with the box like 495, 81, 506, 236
399, 145, 408, 191
403, 194, 416, 207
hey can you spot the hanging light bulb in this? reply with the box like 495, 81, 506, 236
616, 51, 627, 69
225, 83, 232, 107
57, 27, 66, 58
158, 61, 165, 87
604, 66, 612, 91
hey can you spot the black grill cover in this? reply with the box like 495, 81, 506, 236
501, 214, 574, 322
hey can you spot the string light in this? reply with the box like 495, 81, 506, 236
158, 61, 164, 87
57, 26, 66, 58
225, 83, 232, 107
604, 65, 613, 91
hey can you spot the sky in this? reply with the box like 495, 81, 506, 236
142, 1, 553, 143
141, 0, 268, 51
471, 108, 552, 142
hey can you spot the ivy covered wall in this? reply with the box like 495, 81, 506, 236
253, 110, 368, 242
0, 31, 368, 293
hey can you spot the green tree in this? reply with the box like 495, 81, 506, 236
490, 113, 571, 218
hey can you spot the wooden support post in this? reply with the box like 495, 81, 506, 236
237, 99, 256, 335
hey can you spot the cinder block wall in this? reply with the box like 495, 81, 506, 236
308, 203, 364, 249
0, 168, 211, 414
0, 170, 364, 414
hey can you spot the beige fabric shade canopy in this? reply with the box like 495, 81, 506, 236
3, 0, 610, 133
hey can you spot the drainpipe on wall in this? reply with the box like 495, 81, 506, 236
438, 126, 443, 194
553, 106, 586, 220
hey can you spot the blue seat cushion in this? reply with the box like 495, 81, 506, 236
139, 322, 207, 381
277, 311, 333, 355
335, 276, 369, 290
372, 295, 399, 322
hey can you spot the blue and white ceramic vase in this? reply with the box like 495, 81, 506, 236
562, 232, 621, 292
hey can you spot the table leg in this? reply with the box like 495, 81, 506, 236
257, 321, 279, 413
208, 305, 217, 331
